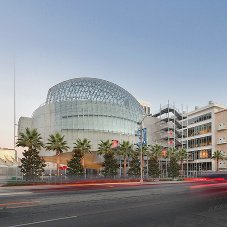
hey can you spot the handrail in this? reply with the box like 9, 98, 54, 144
152, 104, 180, 115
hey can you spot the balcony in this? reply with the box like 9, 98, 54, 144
217, 128, 227, 131
217, 141, 227, 145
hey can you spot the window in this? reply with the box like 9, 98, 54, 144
187, 136, 211, 149
207, 136, 212, 145
190, 149, 211, 159
208, 150, 211, 158
188, 112, 212, 126
207, 113, 211, 119
208, 123, 211, 132
198, 125, 201, 134
187, 123, 211, 138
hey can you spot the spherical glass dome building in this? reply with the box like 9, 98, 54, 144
19, 78, 145, 157
45, 77, 144, 134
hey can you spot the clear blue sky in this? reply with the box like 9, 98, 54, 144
1, 0, 227, 156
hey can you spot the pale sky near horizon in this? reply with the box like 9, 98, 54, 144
1, 0, 227, 157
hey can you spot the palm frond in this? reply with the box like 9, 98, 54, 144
45, 133, 69, 154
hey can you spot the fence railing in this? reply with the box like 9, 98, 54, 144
0, 166, 216, 183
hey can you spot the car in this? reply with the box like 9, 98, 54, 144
199, 172, 227, 181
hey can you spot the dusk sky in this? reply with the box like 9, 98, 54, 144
1, 0, 227, 157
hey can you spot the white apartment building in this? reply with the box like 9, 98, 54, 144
182, 101, 227, 173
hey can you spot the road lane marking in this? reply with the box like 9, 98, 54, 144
0, 204, 38, 209
0, 201, 40, 206
0, 192, 32, 196
8, 215, 78, 227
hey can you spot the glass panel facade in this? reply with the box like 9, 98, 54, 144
187, 123, 211, 137
192, 149, 212, 159
188, 112, 211, 126
47, 78, 144, 135
188, 136, 212, 148
187, 162, 212, 171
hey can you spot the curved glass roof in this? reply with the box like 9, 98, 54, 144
35, 78, 145, 135
46, 78, 144, 111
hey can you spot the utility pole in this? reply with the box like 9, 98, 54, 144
140, 122, 143, 184
139, 114, 151, 184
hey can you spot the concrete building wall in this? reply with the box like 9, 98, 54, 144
18, 103, 138, 163
31, 103, 56, 156
18, 117, 33, 135
215, 109, 227, 170
144, 116, 161, 146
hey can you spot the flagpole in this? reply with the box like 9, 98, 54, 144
14, 52, 15, 149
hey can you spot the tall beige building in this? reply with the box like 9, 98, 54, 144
137, 100, 151, 115
215, 109, 227, 170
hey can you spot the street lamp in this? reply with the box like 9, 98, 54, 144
137, 114, 152, 184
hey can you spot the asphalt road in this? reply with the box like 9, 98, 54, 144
1, 181, 227, 227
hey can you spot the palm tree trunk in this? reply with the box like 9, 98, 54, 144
217, 159, 219, 172
124, 155, 126, 178
181, 159, 184, 174
82, 154, 84, 167
57, 148, 59, 177
29, 146, 32, 175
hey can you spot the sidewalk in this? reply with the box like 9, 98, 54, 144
0, 180, 7, 187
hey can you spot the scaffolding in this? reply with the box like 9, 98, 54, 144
153, 101, 187, 150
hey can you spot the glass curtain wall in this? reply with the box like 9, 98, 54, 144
54, 99, 141, 135
186, 123, 211, 137
188, 136, 212, 148
188, 112, 211, 125
45, 78, 144, 135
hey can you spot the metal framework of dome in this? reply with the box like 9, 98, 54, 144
45, 78, 143, 111
30, 77, 145, 138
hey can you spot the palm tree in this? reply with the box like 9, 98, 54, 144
16, 127, 44, 150
165, 147, 177, 178
136, 145, 149, 174
73, 138, 92, 167
45, 133, 69, 176
149, 144, 163, 178
16, 128, 44, 175
97, 140, 112, 155
127, 151, 141, 177
165, 147, 177, 175
176, 148, 188, 174
211, 150, 226, 172
117, 141, 133, 178
150, 144, 163, 161
166, 147, 177, 159
97, 140, 118, 177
